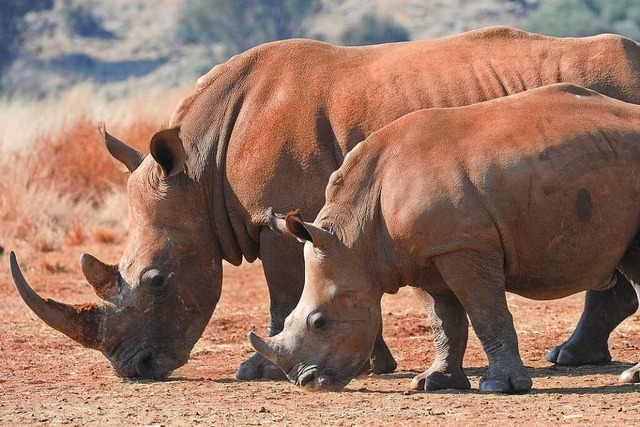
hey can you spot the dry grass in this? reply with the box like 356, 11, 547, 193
0, 85, 190, 256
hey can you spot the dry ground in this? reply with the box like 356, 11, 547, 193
1, 242, 640, 426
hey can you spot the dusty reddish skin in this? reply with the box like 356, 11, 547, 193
10, 26, 640, 381
252, 84, 640, 393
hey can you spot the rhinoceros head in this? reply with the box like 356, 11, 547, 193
250, 212, 382, 391
10, 124, 221, 379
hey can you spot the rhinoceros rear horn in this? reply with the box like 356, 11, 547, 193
10, 252, 109, 351
80, 253, 119, 299
97, 122, 144, 173
249, 332, 294, 372
249, 332, 279, 363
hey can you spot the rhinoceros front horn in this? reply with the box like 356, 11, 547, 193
10, 252, 109, 351
80, 253, 119, 299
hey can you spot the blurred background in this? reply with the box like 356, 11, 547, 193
4, 0, 640, 100
3, 0, 640, 255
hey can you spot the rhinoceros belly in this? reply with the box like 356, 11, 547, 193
491, 144, 640, 300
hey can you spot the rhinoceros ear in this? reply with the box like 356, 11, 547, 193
285, 210, 336, 250
150, 128, 186, 178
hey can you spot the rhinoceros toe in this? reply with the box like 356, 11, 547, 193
236, 361, 260, 381
479, 370, 532, 394
236, 352, 285, 381
262, 363, 286, 380
370, 341, 398, 375
546, 342, 611, 366
479, 379, 512, 393
410, 369, 470, 391
620, 362, 640, 383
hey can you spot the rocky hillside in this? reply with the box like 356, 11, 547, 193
3, 0, 532, 98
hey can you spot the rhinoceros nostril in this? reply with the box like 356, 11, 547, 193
136, 353, 154, 378
298, 369, 317, 387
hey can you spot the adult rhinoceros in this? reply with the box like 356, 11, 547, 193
9, 26, 640, 381
251, 84, 640, 393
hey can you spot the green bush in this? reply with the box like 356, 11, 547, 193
178, 0, 320, 58
525, 0, 640, 40
339, 14, 410, 46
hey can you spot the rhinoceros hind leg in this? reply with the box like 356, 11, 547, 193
620, 362, 640, 383
547, 270, 637, 366
236, 352, 286, 381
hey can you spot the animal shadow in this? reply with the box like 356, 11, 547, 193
368, 362, 639, 395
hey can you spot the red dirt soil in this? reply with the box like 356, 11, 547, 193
1, 241, 640, 426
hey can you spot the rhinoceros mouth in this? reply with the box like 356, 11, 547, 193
288, 363, 348, 391
108, 342, 188, 380
290, 363, 319, 386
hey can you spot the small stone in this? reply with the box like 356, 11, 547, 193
258, 406, 270, 413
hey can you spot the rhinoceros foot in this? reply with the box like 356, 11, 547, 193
620, 362, 640, 383
546, 341, 612, 366
479, 365, 532, 394
410, 368, 470, 391
369, 338, 398, 374
548, 279, 638, 366
236, 352, 286, 381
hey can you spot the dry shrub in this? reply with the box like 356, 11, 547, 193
92, 228, 117, 244
0, 145, 130, 253
41, 259, 68, 274
0, 86, 187, 255
18, 115, 156, 201
66, 220, 85, 246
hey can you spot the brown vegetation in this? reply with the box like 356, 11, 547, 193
0, 87, 187, 258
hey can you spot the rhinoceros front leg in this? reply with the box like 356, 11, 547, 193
236, 231, 303, 380
368, 314, 398, 374
435, 249, 532, 394
547, 270, 638, 365
236, 230, 397, 380
410, 288, 470, 391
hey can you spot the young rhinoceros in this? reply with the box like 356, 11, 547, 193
250, 83, 640, 393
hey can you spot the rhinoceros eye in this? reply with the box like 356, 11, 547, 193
151, 275, 165, 288
307, 312, 327, 331
141, 269, 166, 292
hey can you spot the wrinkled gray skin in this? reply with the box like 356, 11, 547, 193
251, 85, 640, 393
